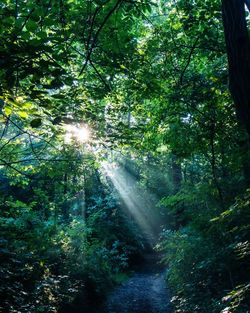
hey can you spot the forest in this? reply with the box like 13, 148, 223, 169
0, 0, 250, 312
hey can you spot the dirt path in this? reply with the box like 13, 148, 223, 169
102, 254, 172, 313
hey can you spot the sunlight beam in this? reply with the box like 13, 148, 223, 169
101, 161, 162, 244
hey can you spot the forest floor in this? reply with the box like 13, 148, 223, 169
100, 253, 172, 313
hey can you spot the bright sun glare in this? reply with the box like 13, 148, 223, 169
64, 124, 90, 144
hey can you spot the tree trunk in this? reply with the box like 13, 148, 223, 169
222, 0, 250, 139
171, 154, 182, 193
209, 117, 225, 209
222, 0, 250, 187
171, 154, 184, 228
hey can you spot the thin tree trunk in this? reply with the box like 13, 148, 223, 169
171, 153, 183, 228
210, 122, 225, 210
171, 153, 182, 194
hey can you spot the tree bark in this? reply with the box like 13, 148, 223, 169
222, 0, 250, 139
171, 153, 182, 193
209, 116, 225, 209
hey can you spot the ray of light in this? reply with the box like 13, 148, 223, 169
101, 161, 163, 244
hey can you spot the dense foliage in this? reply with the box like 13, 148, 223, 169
1, 0, 250, 312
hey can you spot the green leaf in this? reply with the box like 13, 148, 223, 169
17, 111, 29, 118
4, 106, 12, 116
21, 31, 32, 40
30, 118, 42, 128
37, 31, 47, 39
26, 20, 37, 32
22, 102, 34, 110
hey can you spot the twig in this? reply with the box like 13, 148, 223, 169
179, 36, 199, 85
89, 58, 111, 91
0, 133, 22, 153
1, 113, 61, 153
79, 0, 123, 76
0, 158, 83, 166
0, 116, 10, 142
0, 158, 32, 178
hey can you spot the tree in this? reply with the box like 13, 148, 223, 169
1, 1, 250, 312
221, 0, 250, 186
222, 0, 250, 138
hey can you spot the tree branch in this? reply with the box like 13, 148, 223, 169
79, 0, 123, 76
179, 36, 199, 85
0, 133, 22, 153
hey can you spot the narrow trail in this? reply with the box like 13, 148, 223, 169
101, 254, 172, 313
